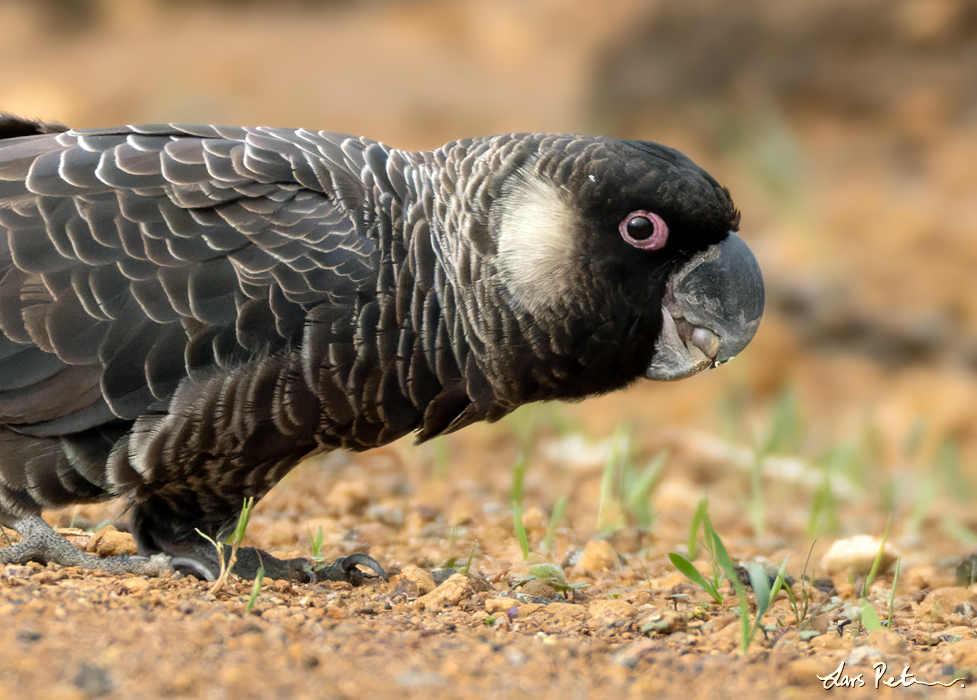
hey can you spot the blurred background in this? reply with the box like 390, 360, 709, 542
4, 0, 977, 568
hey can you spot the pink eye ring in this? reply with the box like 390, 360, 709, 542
619, 211, 668, 251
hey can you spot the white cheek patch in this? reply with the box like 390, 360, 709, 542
495, 173, 576, 315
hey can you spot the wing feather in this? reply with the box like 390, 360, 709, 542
0, 125, 379, 437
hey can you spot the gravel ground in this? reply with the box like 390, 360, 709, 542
3, 1, 977, 698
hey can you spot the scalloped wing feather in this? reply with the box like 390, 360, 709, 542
0, 126, 379, 436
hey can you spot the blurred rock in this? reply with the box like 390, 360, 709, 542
120, 577, 152, 594
398, 565, 436, 597
611, 639, 657, 668
519, 506, 546, 534
325, 478, 370, 514
571, 540, 621, 576
414, 574, 475, 611
587, 599, 636, 628
820, 535, 900, 576
637, 608, 687, 636
520, 578, 558, 599
918, 588, 977, 624
938, 638, 977, 667
864, 629, 908, 656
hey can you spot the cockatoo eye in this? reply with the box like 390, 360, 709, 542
620, 211, 668, 251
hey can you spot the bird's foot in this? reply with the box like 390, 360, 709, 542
306, 553, 388, 585
0, 515, 387, 586
0, 514, 171, 577
228, 547, 386, 585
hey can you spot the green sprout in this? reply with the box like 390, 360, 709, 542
511, 453, 531, 560
596, 427, 666, 533
244, 566, 265, 614
860, 520, 891, 598
513, 563, 588, 595
671, 498, 725, 602
309, 524, 325, 561
542, 495, 568, 553
196, 496, 256, 596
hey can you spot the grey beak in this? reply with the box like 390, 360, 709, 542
646, 232, 764, 381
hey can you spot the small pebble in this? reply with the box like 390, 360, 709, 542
415, 574, 475, 610
87, 526, 138, 557
520, 506, 546, 533
120, 577, 152, 594
398, 565, 436, 596
571, 540, 620, 575
820, 535, 899, 576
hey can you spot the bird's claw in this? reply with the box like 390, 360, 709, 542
307, 553, 387, 585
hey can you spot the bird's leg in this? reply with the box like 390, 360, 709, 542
132, 498, 387, 584
0, 516, 386, 584
0, 514, 171, 576
228, 546, 387, 586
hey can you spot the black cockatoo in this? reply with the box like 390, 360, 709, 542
0, 115, 763, 582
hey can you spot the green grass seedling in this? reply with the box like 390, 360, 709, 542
511, 453, 531, 560
542, 495, 568, 553
197, 496, 256, 596
244, 566, 264, 614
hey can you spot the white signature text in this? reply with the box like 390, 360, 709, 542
818, 661, 965, 689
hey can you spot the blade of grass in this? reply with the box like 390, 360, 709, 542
938, 438, 973, 503
309, 524, 324, 561
244, 566, 264, 613
861, 519, 891, 597
461, 541, 478, 575
511, 453, 530, 560
700, 510, 723, 591
745, 562, 772, 648
196, 496, 256, 596
688, 497, 709, 560
543, 495, 568, 553
710, 530, 752, 654
887, 556, 900, 629
597, 429, 628, 533
942, 517, 977, 547
766, 556, 790, 607
748, 452, 765, 536
860, 601, 883, 632
748, 563, 771, 618
669, 552, 722, 604
627, 451, 666, 529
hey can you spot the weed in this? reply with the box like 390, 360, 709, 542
668, 552, 723, 605
860, 520, 891, 598
542, 495, 568, 553
596, 427, 666, 533
197, 496, 256, 596
687, 497, 709, 560
941, 519, 977, 548
512, 563, 588, 596
672, 501, 815, 653
460, 541, 478, 575
244, 566, 264, 614
748, 385, 801, 534
308, 525, 325, 561
742, 558, 792, 650
887, 556, 901, 629
511, 452, 531, 560
938, 438, 973, 502
669, 500, 724, 605
780, 541, 824, 631
807, 444, 856, 537
504, 403, 575, 454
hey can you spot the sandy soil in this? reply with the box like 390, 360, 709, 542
3, 1, 977, 698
